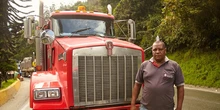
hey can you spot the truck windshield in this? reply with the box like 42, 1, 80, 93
52, 18, 114, 37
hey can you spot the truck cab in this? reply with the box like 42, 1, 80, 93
25, 5, 144, 110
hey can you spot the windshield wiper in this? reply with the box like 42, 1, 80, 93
80, 33, 105, 37
71, 27, 91, 34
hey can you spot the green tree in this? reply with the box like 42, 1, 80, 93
0, 0, 34, 87
113, 0, 162, 51
157, 0, 220, 51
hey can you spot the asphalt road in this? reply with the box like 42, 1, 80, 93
0, 78, 219, 110
177, 86, 220, 110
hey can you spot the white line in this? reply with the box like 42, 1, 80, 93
185, 86, 220, 94
20, 100, 29, 110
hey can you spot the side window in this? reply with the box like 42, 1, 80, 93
107, 21, 114, 36
52, 19, 60, 36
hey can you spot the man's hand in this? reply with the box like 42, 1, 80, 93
131, 83, 142, 110
176, 85, 184, 110
130, 105, 137, 110
175, 107, 182, 110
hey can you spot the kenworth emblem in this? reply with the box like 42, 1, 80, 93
106, 41, 113, 56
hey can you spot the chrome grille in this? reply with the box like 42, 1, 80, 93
76, 55, 138, 106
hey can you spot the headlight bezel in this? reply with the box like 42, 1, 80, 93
34, 88, 61, 100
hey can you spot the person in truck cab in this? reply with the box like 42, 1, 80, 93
131, 41, 185, 110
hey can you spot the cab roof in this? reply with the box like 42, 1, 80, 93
51, 11, 115, 20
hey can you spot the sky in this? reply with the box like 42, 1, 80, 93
14, 0, 86, 18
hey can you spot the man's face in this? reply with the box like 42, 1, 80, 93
152, 42, 166, 62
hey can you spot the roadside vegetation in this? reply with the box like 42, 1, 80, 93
168, 49, 220, 88
0, 0, 35, 88
0, 78, 17, 90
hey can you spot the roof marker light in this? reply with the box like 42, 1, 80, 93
77, 6, 86, 11
55, 10, 60, 13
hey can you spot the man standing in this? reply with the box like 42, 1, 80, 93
131, 41, 184, 110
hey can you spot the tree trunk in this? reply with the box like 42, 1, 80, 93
2, 71, 7, 83
0, 73, 2, 88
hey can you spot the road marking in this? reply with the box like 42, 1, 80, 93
20, 100, 29, 110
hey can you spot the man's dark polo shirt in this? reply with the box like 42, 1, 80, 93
135, 57, 184, 110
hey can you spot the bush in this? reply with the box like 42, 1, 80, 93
168, 49, 220, 88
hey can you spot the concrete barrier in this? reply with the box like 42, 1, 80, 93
0, 79, 20, 106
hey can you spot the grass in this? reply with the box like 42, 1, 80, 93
168, 49, 220, 88
0, 78, 17, 90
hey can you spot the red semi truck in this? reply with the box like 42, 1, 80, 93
24, 3, 144, 110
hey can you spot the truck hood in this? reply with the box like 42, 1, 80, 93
55, 36, 142, 50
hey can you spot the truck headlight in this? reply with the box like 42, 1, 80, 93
34, 88, 61, 100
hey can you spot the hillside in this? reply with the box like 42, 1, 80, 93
167, 49, 220, 88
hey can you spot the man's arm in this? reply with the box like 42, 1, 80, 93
130, 83, 142, 110
176, 85, 184, 110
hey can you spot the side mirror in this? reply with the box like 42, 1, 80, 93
114, 19, 136, 42
127, 19, 136, 42
40, 29, 55, 45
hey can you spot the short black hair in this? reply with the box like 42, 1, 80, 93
153, 41, 166, 48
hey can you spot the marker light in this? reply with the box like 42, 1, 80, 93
77, 6, 86, 12
55, 10, 60, 13
36, 65, 42, 71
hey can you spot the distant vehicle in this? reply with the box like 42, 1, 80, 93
20, 57, 35, 77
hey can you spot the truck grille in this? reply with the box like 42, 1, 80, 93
74, 55, 138, 106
